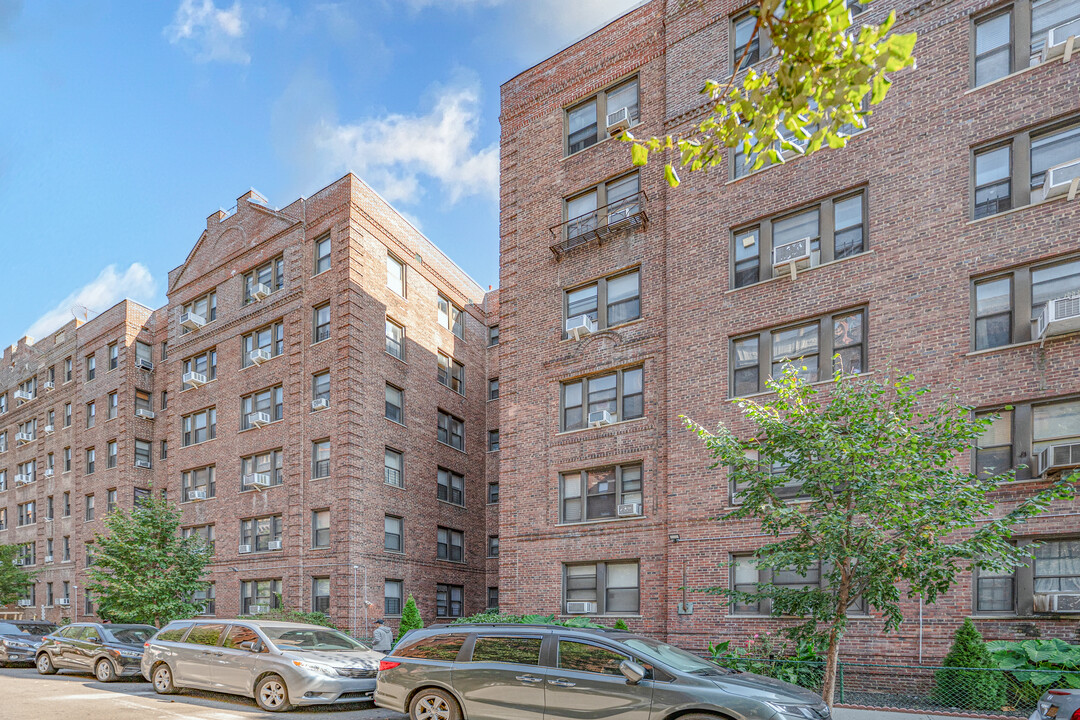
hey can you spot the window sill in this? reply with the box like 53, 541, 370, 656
963, 61, 1045, 95
725, 250, 875, 294
966, 193, 1067, 225
963, 339, 1041, 357
310, 405, 330, 413
436, 559, 467, 565
437, 441, 467, 454
241, 354, 282, 371
181, 438, 218, 449
386, 351, 407, 364
437, 499, 467, 510
239, 419, 283, 433
311, 475, 330, 482
180, 378, 217, 393
384, 549, 406, 555
487, 448, 500, 454
555, 515, 648, 528
437, 382, 466, 399
180, 497, 217, 504
385, 417, 406, 428
558, 317, 646, 345
724, 128, 874, 186
561, 119, 644, 163
311, 337, 332, 348
726, 370, 875, 402
557, 614, 643, 619
310, 546, 330, 551
239, 486, 282, 495
556, 416, 647, 437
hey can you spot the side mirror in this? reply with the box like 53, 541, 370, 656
620, 659, 645, 685
239, 640, 262, 653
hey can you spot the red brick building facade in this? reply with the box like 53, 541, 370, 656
497, 0, 1080, 662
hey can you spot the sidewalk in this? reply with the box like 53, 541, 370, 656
835, 708, 1023, 720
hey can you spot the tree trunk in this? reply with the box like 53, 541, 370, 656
820, 574, 851, 707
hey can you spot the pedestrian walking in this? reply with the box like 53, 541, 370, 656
372, 618, 393, 653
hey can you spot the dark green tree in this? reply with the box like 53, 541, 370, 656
86, 491, 211, 626
933, 619, 1006, 711
0, 544, 36, 606
397, 595, 423, 641
689, 366, 1076, 706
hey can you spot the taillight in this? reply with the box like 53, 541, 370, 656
1050, 690, 1072, 695
379, 660, 401, 671
1071, 707, 1080, 720
144, 642, 150, 648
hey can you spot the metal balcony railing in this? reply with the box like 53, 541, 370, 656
549, 191, 649, 256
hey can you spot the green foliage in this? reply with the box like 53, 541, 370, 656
987, 638, 1080, 704
0, 544, 36, 606
711, 635, 825, 690
689, 366, 1077, 706
397, 595, 424, 640
613, 618, 630, 631
932, 620, 1006, 710
85, 491, 211, 627
57, 616, 71, 626
628, 0, 917, 185
449, 610, 612, 629
245, 599, 336, 628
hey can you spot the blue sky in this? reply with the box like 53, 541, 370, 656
0, 0, 639, 343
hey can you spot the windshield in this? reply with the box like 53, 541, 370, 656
0, 622, 56, 636
622, 638, 733, 676
261, 627, 371, 652
104, 627, 156, 644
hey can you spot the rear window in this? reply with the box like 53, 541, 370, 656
106, 627, 155, 644
471, 636, 543, 665
394, 633, 467, 661
157, 627, 189, 642
558, 640, 627, 675
186, 623, 226, 646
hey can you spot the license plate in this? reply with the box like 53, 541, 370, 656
1046, 705, 1059, 718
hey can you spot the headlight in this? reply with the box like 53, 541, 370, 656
292, 660, 338, 676
116, 649, 142, 658
2, 640, 32, 650
764, 701, 827, 719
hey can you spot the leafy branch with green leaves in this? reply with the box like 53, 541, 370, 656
0, 544, 36, 606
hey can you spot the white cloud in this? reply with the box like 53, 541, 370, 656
25, 264, 158, 341
164, 0, 249, 64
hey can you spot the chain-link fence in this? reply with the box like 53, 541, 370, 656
711, 656, 1050, 718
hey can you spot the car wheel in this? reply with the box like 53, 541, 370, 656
152, 663, 179, 695
255, 674, 292, 712
95, 658, 117, 683
410, 688, 461, 720
36, 653, 57, 675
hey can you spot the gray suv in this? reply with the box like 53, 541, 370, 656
374, 624, 829, 720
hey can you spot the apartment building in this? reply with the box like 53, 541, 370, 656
497, 0, 1080, 662
0, 175, 500, 633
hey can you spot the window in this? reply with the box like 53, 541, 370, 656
107, 440, 118, 469
312, 371, 330, 405
438, 468, 465, 506
488, 429, 500, 452
384, 515, 403, 552
134, 487, 151, 506
63, 492, 70, 517
558, 640, 629, 675
241, 515, 283, 552
16, 542, 35, 567
974, 11, 1012, 86
565, 77, 639, 156
438, 410, 465, 450
135, 389, 152, 415
0, 394, 5, 414
436, 584, 464, 618
972, 256, 1080, 348
241, 579, 282, 614
182, 524, 216, 554
1032, 123, 1080, 192
386, 318, 405, 360
385, 448, 404, 487
387, 253, 406, 296
107, 391, 117, 420
193, 584, 216, 616
488, 536, 500, 557
438, 353, 465, 395
243, 256, 285, 303
974, 145, 1012, 219
182, 466, 216, 502
561, 464, 643, 523
973, 118, 1080, 217
243, 320, 285, 367
561, 367, 644, 430
160, 440, 168, 460
488, 587, 499, 610
241, 449, 284, 490
241, 386, 283, 429
17, 501, 35, 526
46, 496, 53, 521
488, 481, 500, 503
86, 354, 95, 381
565, 270, 641, 333
46, 583, 53, 606
135, 440, 151, 468
386, 384, 404, 424
1033, 398, 1080, 461
1032, 0, 1080, 62
85, 448, 95, 475
732, 10, 762, 67
564, 174, 641, 243
472, 635, 543, 663
64, 357, 72, 383
732, 191, 866, 288
0, 508, 5, 530
107, 489, 117, 514
731, 308, 866, 396
17, 459, 35, 484
313, 303, 331, 343
85, 494, 95, 521
161, 342, 168, 360
312, 510, 330, 548
564, 561, 640, 614
182, 408, 217, 446
385, 580, 403, 615
86, 401, 95, 428
64, 403, 71, 427
182, 291, 217, 332
312, 440, 330, 479
182, 349, 217, 388
312, 578, 331, 613
161, 391, 168, 409
1035, 539, 1080, 593
314, 235, 331, 274
438, 294, 464, 338
437, 527, 464, 562
975, 539, 1080, 614
976, 564, 1016, 613
488, 325, 500, 346
108, 342, 118, 371
731, 554, 867, 614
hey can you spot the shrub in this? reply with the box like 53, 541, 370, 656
613, 618, 630, 631
397, 595, 423, 641
932, 619, 1006, 711
244, 600, 336, 629
987, 638, 1080, 706
449, 610, 610, 629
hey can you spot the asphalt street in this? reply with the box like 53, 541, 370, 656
0, 666, 407, 720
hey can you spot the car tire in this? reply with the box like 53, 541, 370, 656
152, 663, 179, 695
410, 688, 462, 720
36, 653, 57, 675
95, 658, 117, 683
255, 674, 292, 712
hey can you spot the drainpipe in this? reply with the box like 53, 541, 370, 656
918, 595, 924, 664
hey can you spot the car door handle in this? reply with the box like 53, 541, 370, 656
515, 675, 543, 683
549, 679, 576, 687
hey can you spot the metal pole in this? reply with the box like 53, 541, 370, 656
73, 585, 78, 623
362, 568, 369, 641
351, 565, 357, 638
918, 596, 924, 664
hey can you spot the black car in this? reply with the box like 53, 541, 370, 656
0, 621, 58, 666
36, 622, 157, 682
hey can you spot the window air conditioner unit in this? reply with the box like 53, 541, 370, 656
1036, 294, 1080, 339
16, 432, 33, 444
1034, 592, 1080, 613
238, 544, 252, 554
57, 598, 69, 606
249, 349, 271, 365
311, 398, 329, 411
566, 314, 597, 341
565, 601, 597, 614
188, 489, 207, 501
1042, 158, 1080, 201
251, 282, 271, 301
606, 106, 631, 134
136, 358, 154, 372
44, 555, 53, 563
268, 540, 283, 551
249, 604, 269, 614
244, 473, 271, 490
772, 237, 813, 277
135, 408, 156, 420
249, 411, 271, 428
44, 424, 54, 435
1036, 441, 1080, 476
180, 312, 206, 331
17, 599, 33, 608
617, 502, 643, 517
589, 410, 614, 427
1041, 20, 1080, 62
14, 390, 32, 402
44, 468, 54, 478
42, 381, 54, 392
183, 371, 208, 388
14, 474, 30, 485
135, 459, 152, 469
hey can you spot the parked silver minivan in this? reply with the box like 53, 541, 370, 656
142, 619, 383, 712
